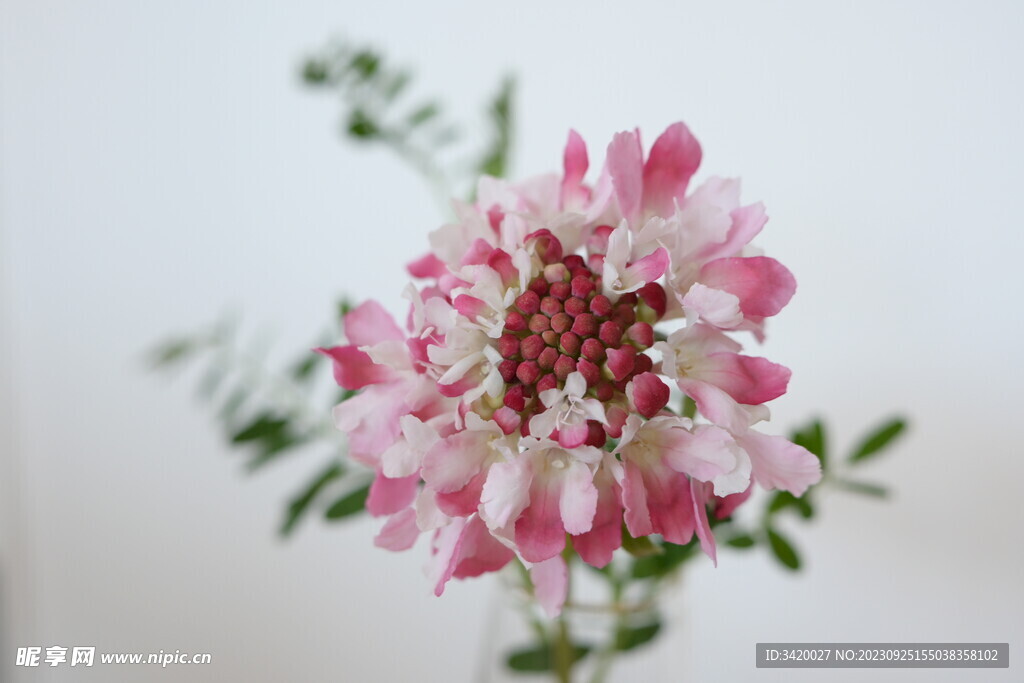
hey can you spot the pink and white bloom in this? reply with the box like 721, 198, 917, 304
322, 121, 821, 616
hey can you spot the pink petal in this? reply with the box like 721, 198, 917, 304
559, 460, 598, 535
332, 382, 407, 464
698, 256, 797, 318
627, 372, 670, 418
642, 122, 702, 217
572, 471, 622, 568
480, 459, 531, 530
366, 471, 419, 517
694, 353, 791, 405
344, 300, 403, 346
697, 202, 767, 263
560, 129, 590, 210
557, 421, 590, 449
435, 469, 487, 517
451, 515, 515, 579
530, 555, 568, 618
676, 378, 751, 436
374, 508, 420, 551
606, 130, 644, 225
714, 483, 753, 520
407, 252, 448, 279
739, 430, 822, 496
681, 283, 743, 329
516, 474, 566, 563
621, 460, 653, 538
316, 345, 395, 390
430, 518, 468, 596
690, 480, 717, 566
660, 424, 736, 482
421, 431, 489, 493
621, 247, 670, 291
641, 461, 696, 546
453, 294, 488, 320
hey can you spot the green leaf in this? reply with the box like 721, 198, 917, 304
615, 622, 662, 651
407, 103, 440, 127
347, 109, 379, 139
149, 338, 196, 368
631, 540, 696, 579
324, 484, 370, 520
301, 59, 330, 84
681, 395, 697, 420
849, 418, 906, 463
280, 462, 344, 536
477, 77, 514, 178
231, 413, 289, 443
621, 530, 663, 558
506, 644, 590, 672
767, 528, 801, 570
349, 50, 380, 80
833, 478, 889, 498
767, 491, 814, 519
290, 352, 320, 383
791, 419, 826, 468
725, 534, 757, 549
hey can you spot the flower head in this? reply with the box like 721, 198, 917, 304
320, 122, 821, 615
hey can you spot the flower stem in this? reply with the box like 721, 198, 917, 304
552, 611, 574, 683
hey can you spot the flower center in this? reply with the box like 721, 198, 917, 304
493, 253, 663, 429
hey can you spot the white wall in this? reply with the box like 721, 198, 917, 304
2, 1, 1022, 681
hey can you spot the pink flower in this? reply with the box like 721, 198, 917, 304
323, 122, 820, 616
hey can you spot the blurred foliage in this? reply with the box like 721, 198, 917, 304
301, 39, 515, 203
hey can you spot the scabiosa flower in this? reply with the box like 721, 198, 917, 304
319, 122, 821, 616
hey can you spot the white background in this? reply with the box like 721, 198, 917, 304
2, 1, 1023, 681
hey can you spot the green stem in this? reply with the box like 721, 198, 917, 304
552, 611, 574, 683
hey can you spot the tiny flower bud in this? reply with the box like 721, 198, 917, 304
504, 311, 527, 332
625, 322, 654, 348
536, 373, 558, 394
537, 346, 559, 370
594, 380, 615, 402
516, 360, 541, 385
544, 263, 569, 283
571, 275, 596, 299
541, 330, 559, 346
581, 337, 606, 363
504, 383, 528, 411
550, 312, 573, 333
571, 313, 599, 337
498, 359, 518, 382
587, 253, 605, 272
629, 372, 670, 418
612, 303, 636, 328
540, 296, 563, 317
558, 332, 581, 356
549, 281, 571, 301
585, 421, 607, 448
516, 290, 540, 315
589, 294, 613, 317
553, 354, 577, 380
528, 277, 549, 296
605, 345, 637, 381
598, 320, 623, 348
498, 333, 520, 359
529, 313, 552, 333
637, 282, 667, 320
562, 254, 586, 270
520, 334, 545, 360
576, 358, 601, 387
564, 296, 587, 317
633, 352, 654, 376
